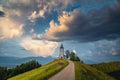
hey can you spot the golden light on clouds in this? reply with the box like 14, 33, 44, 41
20, 37, 59, 57
0, 17, 24, 40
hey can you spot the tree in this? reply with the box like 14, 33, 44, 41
69, 51, 80, 61
0, 60, 41, 80
0, 66, 7, 80
11, 60, 41, 76
75, 56, 80, 61
65, 50, 70, 59
69, 52, 76, 61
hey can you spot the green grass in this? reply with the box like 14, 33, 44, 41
91, 62, 120, 80
8, 59, 68, 80
91, 62, 120, 73
74, 61, 115, 80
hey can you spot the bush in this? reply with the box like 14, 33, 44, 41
69, 52, 80, 61
0, 67, 7, 80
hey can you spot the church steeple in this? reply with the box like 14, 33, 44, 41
60, 43, 64, 49
59, 43, 64, 59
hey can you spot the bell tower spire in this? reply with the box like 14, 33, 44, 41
59, 43, 64, 59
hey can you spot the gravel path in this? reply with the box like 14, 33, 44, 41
48, 60, 75, 80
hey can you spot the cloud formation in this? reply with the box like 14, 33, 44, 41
40, 1, 120, 42
91, 38, 120, 56
1, 0, 37, 24
0, 11, 5, 17
20, 37, 59, 57
28, 0, 73, 22
0, 0, 120, 61
0, 16, 24, 40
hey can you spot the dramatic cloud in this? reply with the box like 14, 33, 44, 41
40, 1, 120, 42
0, 11, 5, 17
8, 0, 32, 5
0, 0, 37, 24
20, 37, 59, 57
28, 0, 73, 22
28, 7, 47, 22
91, 38, 120, 56
0, 17, 24, 40
0, 0, 120, 61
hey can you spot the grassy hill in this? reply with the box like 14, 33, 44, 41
74, 61, 115, 80
8, 59, 68, 80
91, 62, 120, 80
8, 60, 120, 80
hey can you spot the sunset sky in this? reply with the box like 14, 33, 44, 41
0, 0, 120, 63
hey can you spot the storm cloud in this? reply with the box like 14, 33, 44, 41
41, 1, 120, 42
0, 0, 120, 59
0, 11, 5, 17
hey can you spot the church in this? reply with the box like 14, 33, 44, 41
59, 43, 65, 59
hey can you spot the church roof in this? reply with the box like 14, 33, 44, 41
60, 43, 64, 48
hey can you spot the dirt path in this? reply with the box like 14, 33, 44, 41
48, 60, 75, 80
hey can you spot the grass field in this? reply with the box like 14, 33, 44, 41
8, 59, 68, 80
91, 62, 120, 73
91, 62, 120, 80
74, 61, 115, 80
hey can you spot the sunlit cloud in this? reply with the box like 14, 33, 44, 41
8, 0, 32, 5
39, 10, 74, 41
40, 1, 120, 42
20, 37, 59, 57
0, 6, 3, 11
0, 0, 120, 63
28, 7, 47, 22
28, 0, 73, 22
0, 17, 24, 40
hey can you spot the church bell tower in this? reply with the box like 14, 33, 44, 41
59, 43, 64, 59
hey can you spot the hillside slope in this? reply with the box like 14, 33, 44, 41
91, 62, 120, 80
74, 61, 115, 80
8, 59, 68, 80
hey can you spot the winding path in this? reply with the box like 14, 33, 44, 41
48, 60, 75, 80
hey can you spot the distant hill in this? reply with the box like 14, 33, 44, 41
0, 56, 54, 68
91, 62, 120, 80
